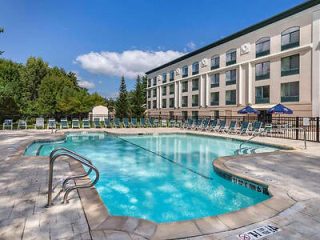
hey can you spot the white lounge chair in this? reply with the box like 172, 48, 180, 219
17, 120, 27, 129
72, 119, 80, 129
34, 118, 45, 129
60, 118, 69, 129
3, 119, 13, 130
47, 119, 56, 129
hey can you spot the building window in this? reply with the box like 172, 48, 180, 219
153, 77, 157, 86
211, 55, 220, 70
226, 90, 236, 105
182, 111, 188, 120
281, 54, 299, 76
210, 73, 220, 88
148, 79, 151, 87
214, 110, 219, 118
256, 37, 270, 57
152, 89, 157, 97
162, 99, 167, 108
192, 94, 199, 107
255, 85, 270, 104
169, 98, 175, 108
147, 101, 151, 109
192, 79, 199, 91
148, 90, 151, 99
226, 49, 237, 66
192, 62, 199, 75
281, 82, 299, 102
226, 69, 237, 85
182, 65, 188, 78
162, 73, 167, 83
170, 70, 174, 81
192, 111, 199, 120
152, 100, 157, 109
256, 61, 270, 80
281, 26, 300, 51
182, 96, 188, 107
182, 81, 188, 93
210, 92, 219, 106
169, 84, 174, 95
162, 86, 167, 96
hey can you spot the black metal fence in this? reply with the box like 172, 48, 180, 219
147, 113, 320, 142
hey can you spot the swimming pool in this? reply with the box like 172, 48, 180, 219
25, 133, 279, 223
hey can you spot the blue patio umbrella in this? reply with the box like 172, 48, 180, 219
238, 105, 259, 114
267, 103, 293, 114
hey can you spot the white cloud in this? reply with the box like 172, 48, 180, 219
71, 71, 96, 89
186, 41, 196, 51
78, 80, 95, 89
75, 50, 185, 79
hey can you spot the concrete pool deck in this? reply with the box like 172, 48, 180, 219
0, 128, 320, 239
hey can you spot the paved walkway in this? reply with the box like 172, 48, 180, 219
0, 129, 320, 239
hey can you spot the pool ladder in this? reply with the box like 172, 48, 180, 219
46, 147, 99, 207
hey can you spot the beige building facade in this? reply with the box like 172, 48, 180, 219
145, 1, 320, 119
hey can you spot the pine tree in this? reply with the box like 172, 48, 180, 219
132, 75, 146, 117
115, 76, 130, 118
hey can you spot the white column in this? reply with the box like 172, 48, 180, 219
178, 81, 182, 108
312, 10, 320, 117
174, 82, 179, 108
248, 63, 253, 105
206, 74, 210, 107
200, 75, 205, 107
157, 86, 161, 109
238, 65, 243, 106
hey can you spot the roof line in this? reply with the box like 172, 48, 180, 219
146, 0, 320, 75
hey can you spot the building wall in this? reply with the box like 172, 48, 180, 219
146, 4, 320, 118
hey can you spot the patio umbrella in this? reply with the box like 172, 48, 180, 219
238, 105, 259, 122
267, 103, 293, 114
238, 105, 259, 114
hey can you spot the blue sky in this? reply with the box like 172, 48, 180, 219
0, 0, 305, 98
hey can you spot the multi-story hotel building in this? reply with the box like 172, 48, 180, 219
145, 0, 320, 120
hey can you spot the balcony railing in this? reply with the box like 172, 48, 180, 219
281, 41, 299, 51
226, 60, 236, 66
211, 65, 219, 70
210, 101, 219, 106
281, 68, 299, 77
182, 103, 188, 107
192, 86, 199, 91
226, 100, 236, 105
256, 73, 270, 81
182, 73, 188, 78
211, 83, 219, 88
256, 50, 270, 58
192, 102, 199, 107
255, 97, 270, 104
192, 70, 199, 75
226, 80, 236, 86
281, 96, 299, 102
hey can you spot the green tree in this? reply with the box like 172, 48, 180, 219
131, 75, 146, 117
115, 76, 130, 118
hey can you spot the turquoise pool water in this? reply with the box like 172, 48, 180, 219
25, 133, 278, 223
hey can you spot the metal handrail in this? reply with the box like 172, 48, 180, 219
47, 148, 99, 207
50, 148, 94, 189
239, 130, 264, 151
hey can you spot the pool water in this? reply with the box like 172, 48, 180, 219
25, 133, 278, 223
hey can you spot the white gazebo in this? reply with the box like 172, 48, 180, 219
89, 105, 109, 121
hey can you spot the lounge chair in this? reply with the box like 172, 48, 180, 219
140, 118, 146, 127
224, 120, 237, 134
82, 118, 90, 128
104, 119, 111, 128
123, 118, 129, 128
208, 119, 218, 131
193, 119, 202, 130
3, 119, 13, 130
250, 121, 263, 136
113, 118, 121, 128
35, 118, 45, 129
93, 118, 101, 128
161, 119, 167, 127
201, 119, 209, 131
186, 119, 193, 129
169, 119, 176, 128
17, 120, 27, 129
153, 119, 160, 127
60, 118, 69, 129
131, 118, 137, 128
216, 120, 227, 132
47, 119, 56, 129
262, 124, 272, 136
237, 121, 250, 135
72, 119, 80, 129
